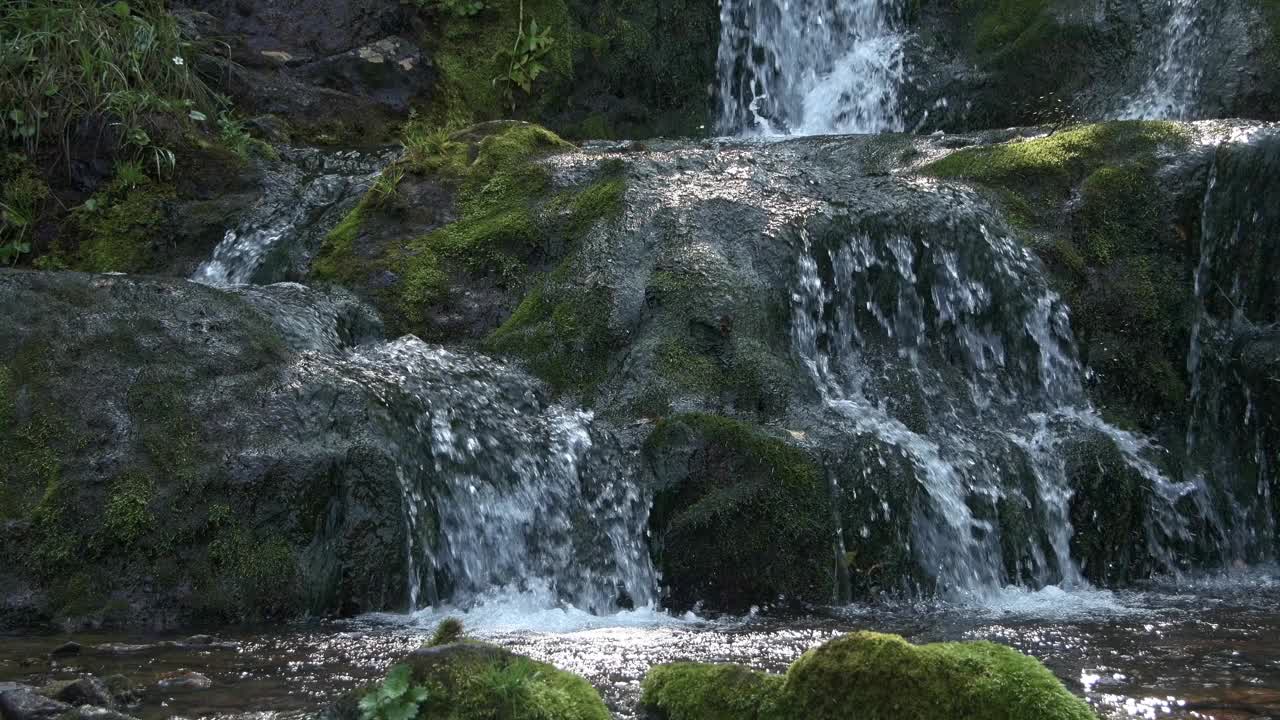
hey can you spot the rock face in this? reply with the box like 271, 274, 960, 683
327, 119, 1279, 609
4, 119, 1279, 625
0, 271, 411, 628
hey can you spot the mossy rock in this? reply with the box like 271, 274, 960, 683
338, 642, 609, 720
313, 121, 626, 354
643, 413, 833, 612
922, 121, 1194, 432
641, 631, 1096, 720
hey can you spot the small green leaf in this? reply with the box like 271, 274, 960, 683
112, 1, 131, 17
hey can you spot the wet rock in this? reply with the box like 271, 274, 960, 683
643, 414, 833, 613
101, 676, 138, 708
297, 37, 434, 115
0, 686, 73, 720
0, 271, 411, 629
49, 641, 81, 658
40, 677, 113, 708
156, 671, 213, 691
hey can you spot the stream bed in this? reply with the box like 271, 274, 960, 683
2, 567, 1277, 720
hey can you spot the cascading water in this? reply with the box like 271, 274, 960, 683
1180, 130, 1280, 564
193, 146, 395, 286
716, 0, 907, 136
1120, 0, 1208, 119
290, 336, 658, 614
193, 148, 658, 615
789, 198, 1200, 598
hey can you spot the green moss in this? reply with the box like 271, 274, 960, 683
644, 414, 832, 611
641, 663, 785, 720
72, 176, 175, 273
486, 281, 615, 398
314, 123, 611, 342
430, 617, 465, 647
923, 122, 1187, 204
637, 267, 791, 418
103, 470, 155, 547
206, 522, 299, 615
960, 0, 1052, 55
126, 371, 201, 487
1078, 162, 1163, 266
642, 632, 1095, 720
389, 643, 609, 720
312, 203, 367, 284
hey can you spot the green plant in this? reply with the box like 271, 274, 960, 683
0, 0, 222, 161
493, 0, 555, 110
0, 157, 48, 263
113, 159, 147, 189
367, 164, 405, 208
359, 664, 430, 720
429, 617, 464, 646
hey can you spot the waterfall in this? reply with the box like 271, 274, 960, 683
193, 147, 394, 286
297, 338, 658, 613
1120, 0, 1207, 119
789, 206, 1198, 598
1180, 132, 1280, 564
716, 0, 907, 136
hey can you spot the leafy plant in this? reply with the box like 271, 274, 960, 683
113, 159, 147, 189
0, 0, 222, 161
493, 0, 555, 111
367, 164, 405, 207
358, 664, 429, 720
0, 155, 49, 263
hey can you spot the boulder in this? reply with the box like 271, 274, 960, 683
640, 631, 1097, 720
0, 271, 411, 629
327, 642, 609, 720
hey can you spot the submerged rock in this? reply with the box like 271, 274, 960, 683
156, 671, 213, 691
640, 631, 1096, 720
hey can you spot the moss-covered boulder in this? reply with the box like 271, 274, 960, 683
641, 631, 1096, 720
311, 121, 625, 344
0, 270, 413, 629
333, 641, 609, 720
642, 414, 834, 612
921, 121, 1196, 434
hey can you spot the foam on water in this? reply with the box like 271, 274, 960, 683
373, 583, 703, 635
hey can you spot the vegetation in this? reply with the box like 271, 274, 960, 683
359, 665, 431, 720
0, 0, 222, 162
344, 643, 609, 720
641, 631, 1097, 720
922, 121, 1193, 430
0, 153, 48, 263
430, 617, 465, 646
